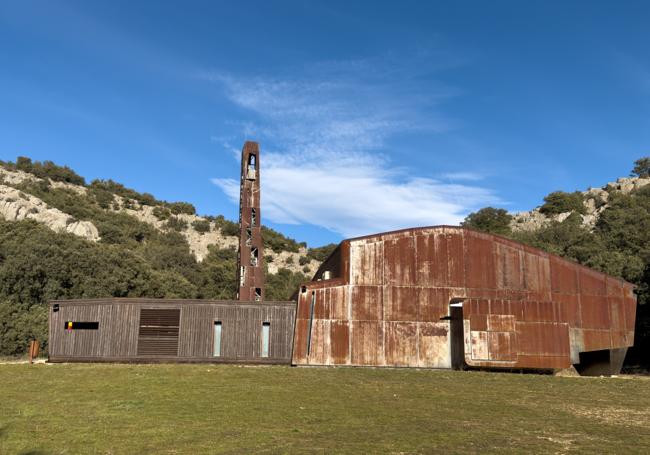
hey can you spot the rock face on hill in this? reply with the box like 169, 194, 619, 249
0, 166, 321, 275
511, 176, 650, 232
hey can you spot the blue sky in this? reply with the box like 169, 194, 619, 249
1, 1, 649, 246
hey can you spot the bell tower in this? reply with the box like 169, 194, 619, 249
236, 141, 265, 301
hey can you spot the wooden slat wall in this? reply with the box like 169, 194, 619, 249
49, 299, 296, 363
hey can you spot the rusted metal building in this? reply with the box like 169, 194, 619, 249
292, 226, 637, 375
236, 141, 265, 301
49, 299, 296, 363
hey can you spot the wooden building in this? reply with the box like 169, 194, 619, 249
49, 298, 296, 364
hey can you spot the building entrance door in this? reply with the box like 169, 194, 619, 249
449, 302, 465, 370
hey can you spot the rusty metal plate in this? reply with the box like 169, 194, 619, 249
350, 286, 382, 321
384, 322, 418, 366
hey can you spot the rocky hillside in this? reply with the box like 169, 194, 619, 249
0, 162, 324, 275
511, 176, 650, 232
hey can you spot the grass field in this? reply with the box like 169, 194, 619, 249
1, 364, 649, 454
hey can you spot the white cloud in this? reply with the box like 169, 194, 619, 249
206, 57, 501, 238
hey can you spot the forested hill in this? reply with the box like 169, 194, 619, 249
1, 155, 649, 366
462, 157, 650, 369
0, 157, 336, 356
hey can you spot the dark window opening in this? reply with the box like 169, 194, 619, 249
245, 228, 252, 246
65, 321, 99, 330
248, 154, 257, 169
251, 247, 259, 266
251, 208, 257, 227
53, 304, 60, 312
255, 287, 262, 301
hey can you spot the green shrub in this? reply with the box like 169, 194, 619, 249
166, 216, 188, 232
10, 156, 86, 185
168, 202, 196, 215
298, 256, 309, 266
462, 207, 513, 236
307, 243, 338, 262
539, 191, 586, 215
217, 217, 239, 236
262, 226, 301, 253
192, 219, 211, 234
152, 207, 171, 220
265, 268, 308, 301
631, 157, 650, 178
89, 187, 114, 209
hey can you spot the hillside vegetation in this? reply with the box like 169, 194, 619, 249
463, 157, 650, 367
0, 157, 336, 356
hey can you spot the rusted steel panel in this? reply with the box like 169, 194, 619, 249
329, 286, 350, 320
580, 295, 611, 329
469, 314, 488, 331
293, 225, 636, 372
582, 329, 613, 351
489, 299, 507, 315
330, 320, 350, 364
556, 293, 581, 325
350, 286, 382, 321
516, 322, 569, 357
579, 268, 607, 296
313, 288, 330, 320
350, 321, 383, 365
624, 290, 637, 332
350, 241, 383, 285
418, 322, 450, 368
308, 319, 330, 365
487, 314, 516, 332
384, 322, 418, 366
488, 331, 517, 361
470, 331, 489, 360
415, 233, 448, 287
465, 233, 497, 289
418, 287, 450, 322
384, 236, 416, 286
550, 256, 579, 294
445, 230, 466, 288
523, 252, 551, 294
607, 296, 624, 332
495, 243, 524, 290
292, 319, 309, 362
384, 286, 418, 321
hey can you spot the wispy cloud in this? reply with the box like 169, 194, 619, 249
206, 56, 501, 238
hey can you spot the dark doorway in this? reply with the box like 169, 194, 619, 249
449, 303, 465, 370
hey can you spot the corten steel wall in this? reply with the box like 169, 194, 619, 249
292, 226, 637, 371
236, 141, 265, 301
49, 299, 295, 363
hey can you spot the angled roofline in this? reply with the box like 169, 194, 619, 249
312, 225, 635, 288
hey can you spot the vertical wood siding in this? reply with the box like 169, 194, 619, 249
49, 299, 296, 363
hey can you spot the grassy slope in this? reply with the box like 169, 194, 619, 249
1, 364, 649, 454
